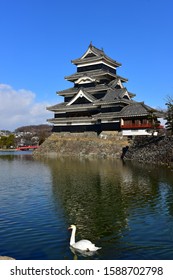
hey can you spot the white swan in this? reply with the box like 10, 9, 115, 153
68, 224, 101, 252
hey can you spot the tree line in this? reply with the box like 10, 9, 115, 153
0, 125, 52, 149
0, 134, 15, 149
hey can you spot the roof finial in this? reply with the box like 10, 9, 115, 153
89, 41, 93, 47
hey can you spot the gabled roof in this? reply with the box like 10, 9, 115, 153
108, 78, 123, 88
71, 43, 121, 68
100, 88, 130, 102
66, 88, 96, 106
108, 79, 136, 98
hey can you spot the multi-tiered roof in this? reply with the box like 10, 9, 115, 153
47, 44, 161, 135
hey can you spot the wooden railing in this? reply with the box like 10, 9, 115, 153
121, 123, 163, 129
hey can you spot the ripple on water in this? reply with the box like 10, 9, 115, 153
1, 155, 173, 259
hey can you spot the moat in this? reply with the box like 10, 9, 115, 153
0, 151, 173, 260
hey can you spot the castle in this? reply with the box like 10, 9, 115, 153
47, 44, 162, 136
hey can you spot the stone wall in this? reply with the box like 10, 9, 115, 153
33, 132, 129, 159
125, 136, 173, 167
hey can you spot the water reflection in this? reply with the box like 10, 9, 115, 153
44, 157, 173, 259
0, 151, 33, 161
1, 151, 173, 259
49, 159, 126, 240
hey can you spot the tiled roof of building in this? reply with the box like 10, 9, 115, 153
120, 102, 156, 117
47, 98, 130, 112
71, 44, 122, 68
101, 88, 128, 101
65, 69, 128, 83
47, 102, 98, 112
57, 84, 108, 95
65, 69, 116, 81
58, 80, 135, 98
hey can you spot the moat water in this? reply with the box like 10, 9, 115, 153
0, 151, 173, 260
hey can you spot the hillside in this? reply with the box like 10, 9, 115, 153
14, 124, 52, 135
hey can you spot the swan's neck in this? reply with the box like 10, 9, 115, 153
70, 227, 76, 245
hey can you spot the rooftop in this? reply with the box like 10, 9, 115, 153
71, 43, 122, 68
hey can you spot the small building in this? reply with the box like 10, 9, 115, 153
47, 44, 162, 136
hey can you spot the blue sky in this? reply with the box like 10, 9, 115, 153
0, 0, 173, 130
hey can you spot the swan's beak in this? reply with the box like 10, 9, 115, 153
68, 226, 72, 230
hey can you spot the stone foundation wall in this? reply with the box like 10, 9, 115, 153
34, 132, 129, 159
33, 133, 173, 167
125, 136, 173, 167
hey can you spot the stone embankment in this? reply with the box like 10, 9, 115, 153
33, 132, 129, 159
125, 135, 173, 167
33, 132, 173, 167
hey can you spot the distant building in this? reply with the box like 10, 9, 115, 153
0, 130, 11, 136
47, 44, 162, 136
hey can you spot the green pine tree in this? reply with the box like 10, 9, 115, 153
165, 96, 173, 135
